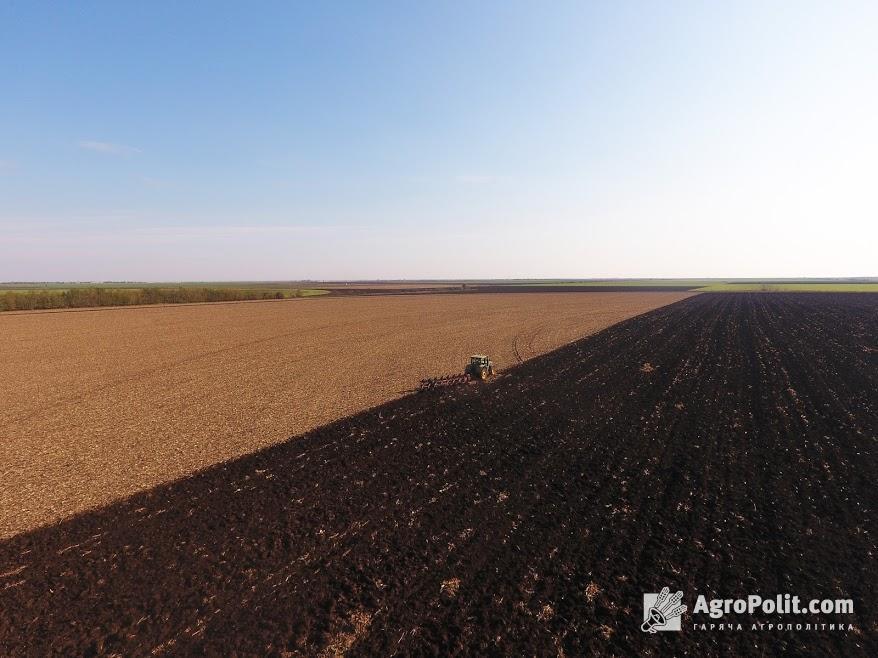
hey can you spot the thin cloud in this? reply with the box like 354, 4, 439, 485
78, 140, 140, 155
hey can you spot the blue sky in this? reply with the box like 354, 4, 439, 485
2, 1, 876, 280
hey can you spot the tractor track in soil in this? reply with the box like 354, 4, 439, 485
511, 321, 549, 364
1, 293, 876, 656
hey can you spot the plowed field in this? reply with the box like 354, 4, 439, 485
1, 293, 874, 655
0, 291, 690, 538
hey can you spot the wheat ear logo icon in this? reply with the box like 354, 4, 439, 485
642, 587, 686, 633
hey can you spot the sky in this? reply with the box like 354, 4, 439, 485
2, 1, 876, 281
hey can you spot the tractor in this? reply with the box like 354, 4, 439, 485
418, 354, 495, 390
464, 354, 495, 381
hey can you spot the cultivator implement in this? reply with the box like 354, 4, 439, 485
418, 373, 470, 391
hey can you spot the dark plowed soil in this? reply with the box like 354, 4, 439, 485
1, 294, 876, 656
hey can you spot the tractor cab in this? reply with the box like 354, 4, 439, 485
470, 354, 491, 368
465, 354, 495, 381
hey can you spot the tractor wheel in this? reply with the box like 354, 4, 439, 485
480, 367, 489, 381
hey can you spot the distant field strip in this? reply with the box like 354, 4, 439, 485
0, 291, 692, 538
696, 283, 878, 292
500, 280, 878, 292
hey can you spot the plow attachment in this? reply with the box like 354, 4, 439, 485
418, 373, 470, 391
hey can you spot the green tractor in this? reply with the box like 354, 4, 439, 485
418, 354, 496, 390
465, 354, 495, 381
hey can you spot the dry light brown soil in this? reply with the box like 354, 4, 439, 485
0, 291, 690, 538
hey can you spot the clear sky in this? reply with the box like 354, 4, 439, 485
2, 1, 876, 281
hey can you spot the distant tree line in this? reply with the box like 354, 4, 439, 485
0, 287, 305, 311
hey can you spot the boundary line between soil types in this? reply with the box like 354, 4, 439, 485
4, 293, 701, 538
3, 290, 696, 540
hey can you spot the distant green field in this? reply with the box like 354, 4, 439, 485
0, 281, 329, 292
696, 283, 878, 292
0, 285, 328, 296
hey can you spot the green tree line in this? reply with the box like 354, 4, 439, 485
0, 287, 312, 311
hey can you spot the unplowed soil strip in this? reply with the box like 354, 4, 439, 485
0, 293, 874, 656
0, 291, 690, 538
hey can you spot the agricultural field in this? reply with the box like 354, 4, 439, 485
0, 291, 691, 539
4, 279, 877, 312
1, 293, 874, 655
695, 282, 878, 292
